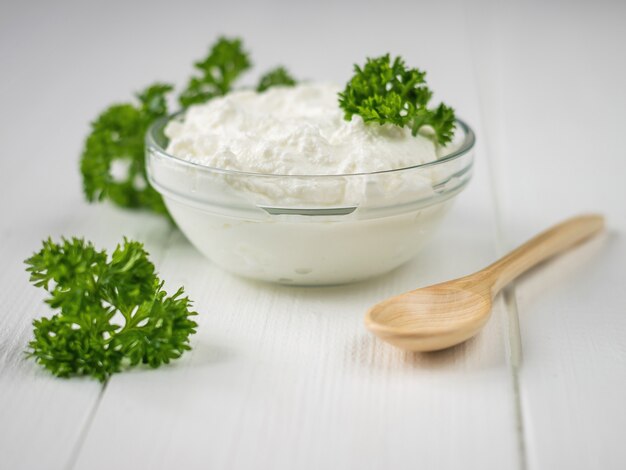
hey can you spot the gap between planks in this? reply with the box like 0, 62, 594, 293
66, 382, 109, 470
462, 2, 529, 468
65, 223, 178, 469
503, 288, 528, 470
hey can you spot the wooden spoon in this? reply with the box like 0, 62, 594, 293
365, 214, 605, 352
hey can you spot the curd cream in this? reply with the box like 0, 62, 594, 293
164, 83, 441, 176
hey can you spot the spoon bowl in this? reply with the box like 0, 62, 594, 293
366, 278, 493, 351
365, 214, 605, 352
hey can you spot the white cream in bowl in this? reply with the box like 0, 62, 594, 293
147, 83, 474, 285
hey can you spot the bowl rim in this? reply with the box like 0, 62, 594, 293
146, 113, 475, 178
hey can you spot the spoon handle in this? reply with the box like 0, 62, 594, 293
485, 214, 604, 294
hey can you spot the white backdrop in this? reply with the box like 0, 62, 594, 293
1, 1, 624, 469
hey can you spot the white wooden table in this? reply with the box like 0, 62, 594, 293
1, 1, 625, 469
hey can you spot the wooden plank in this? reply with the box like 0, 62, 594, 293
74, 213, 520, 470
0, 1, 526, 469
470, 1, 626, 468
0, 3, 174, 468
70, 1, 521, 469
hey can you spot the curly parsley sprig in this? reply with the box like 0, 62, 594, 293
80, 83, 173, 217
256, 66, 297, 92
80, 36, 297, 220
338, 54, 455, 145
25, 237, 198, 381
179, 37, 252, 108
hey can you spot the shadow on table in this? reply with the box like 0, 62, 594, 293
348, 329, 485, 373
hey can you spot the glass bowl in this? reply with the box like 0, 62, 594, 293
146, 116, 475, 285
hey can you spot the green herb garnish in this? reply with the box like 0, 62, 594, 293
257, 66, 297, 92
179, 37, 252, 108
338, 54, 455, 145
25, 237, 198, 381
80, 36, 297, 220
80, 83, 174, 217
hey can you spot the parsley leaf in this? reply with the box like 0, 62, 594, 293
25, 237, 198, 381
256, 66, 297, 92
179, 37, 251, 107
80, 83, 173, 217
338, 54, 455, 145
